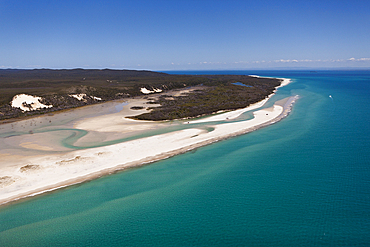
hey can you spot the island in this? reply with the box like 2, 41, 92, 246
0, 69, 296, 205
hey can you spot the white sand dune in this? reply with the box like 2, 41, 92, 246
11, 94, 53, 111
140, 87, 163, 94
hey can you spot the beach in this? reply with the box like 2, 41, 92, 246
0, 78, 295, 205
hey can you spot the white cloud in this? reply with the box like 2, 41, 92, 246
345, 57, 370, 62
353, 57, 370, 61
153, 57, 370, 70
268, 58, 370, 64
0, 65, 19, 68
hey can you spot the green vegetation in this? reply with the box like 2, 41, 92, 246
133, 75, 280, 120
0, 69, 281, 121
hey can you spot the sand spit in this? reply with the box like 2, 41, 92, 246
188, 78, 291, 124
0, 78, 295, 205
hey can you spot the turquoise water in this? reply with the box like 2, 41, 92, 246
1, 70, 370, 246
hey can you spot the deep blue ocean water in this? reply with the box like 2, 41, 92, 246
1, 70, 369, 246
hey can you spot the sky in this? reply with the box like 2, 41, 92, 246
1, 0, 370, 70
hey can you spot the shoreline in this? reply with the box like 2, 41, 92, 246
0, 78, 295, 206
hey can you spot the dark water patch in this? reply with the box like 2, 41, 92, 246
231, 82, 253, 87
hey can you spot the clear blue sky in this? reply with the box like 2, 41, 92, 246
1, 0, 369, 70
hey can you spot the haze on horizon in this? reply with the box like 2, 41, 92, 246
1, 0, 369, 71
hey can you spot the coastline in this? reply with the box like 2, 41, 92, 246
0, 78, 295, 206
188, 78, 291, 124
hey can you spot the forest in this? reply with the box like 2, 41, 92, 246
0, 69, 280, 121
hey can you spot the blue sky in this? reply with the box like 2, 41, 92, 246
1, 0, 369, 70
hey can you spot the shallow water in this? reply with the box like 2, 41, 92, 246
1, 70, 369, 246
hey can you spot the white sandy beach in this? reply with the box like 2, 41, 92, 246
188, 78, 291, 124
0, 78, 295, 205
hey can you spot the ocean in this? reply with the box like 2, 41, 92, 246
0, 70, 369, 246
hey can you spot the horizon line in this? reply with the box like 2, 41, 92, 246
1, 67, 370, 71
